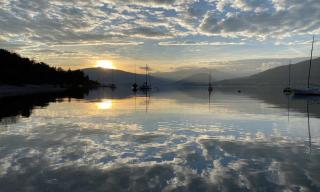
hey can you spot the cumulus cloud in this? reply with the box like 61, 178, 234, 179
2, 0, 319, 45
125, 26, 173, 39
200, 0, 320, 38
0, 0, 319, 67
158, 41, 245, 46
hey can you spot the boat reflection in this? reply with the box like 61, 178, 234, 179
208, 89, 213, 111
307, 100, 312, 153
287, 94, 314, 153
145, 91, 151, 113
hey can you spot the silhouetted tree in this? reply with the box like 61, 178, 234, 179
0, 49, 98, 86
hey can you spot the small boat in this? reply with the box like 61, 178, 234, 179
132, 83, 138, 91
283, 62, 292, 94
140, 82, 151, 91
294, 35, 320, 96
293, 88, 320, 95
139, 64, 152, 91
283, 87, 292, 95
110, 83, 116, 90
132, 64, 138, 91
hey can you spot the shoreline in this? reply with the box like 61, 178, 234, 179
0, 85, 66, 98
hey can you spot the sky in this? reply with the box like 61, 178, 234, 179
1, 0, 320, 74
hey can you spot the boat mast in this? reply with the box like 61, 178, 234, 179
307, 35, 314, 88
111, 68, 114, 84
148, 67, 152, 87
134, 63, 137, 84
288, 61, 291, 88
145, 64, 148, 86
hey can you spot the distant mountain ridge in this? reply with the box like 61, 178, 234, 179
151, 68, 237, 82
176, 73, 213, 86
82, 67, 234, 87
83, 57, 320, 88
217, 58, 320, 87
82, 68, 171, 86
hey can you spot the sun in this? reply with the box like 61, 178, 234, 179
96, 60, 115, 69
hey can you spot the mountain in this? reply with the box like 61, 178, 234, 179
82, 68, 171, 86
151, 68, 236, 82
83, 57, 320, 88
217, 58, 320, 87
176, 73, 212, 86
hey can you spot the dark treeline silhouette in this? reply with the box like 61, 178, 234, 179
0, 49, 98, 86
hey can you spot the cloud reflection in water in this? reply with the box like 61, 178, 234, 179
0, 89, 320, 191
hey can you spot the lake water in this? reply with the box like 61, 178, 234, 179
0, 87, 320, 191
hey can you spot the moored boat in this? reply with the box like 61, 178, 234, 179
294, 35, 319, 96
293, 88, 320, 95
283, 62, 292, 94
139, 64, 152, 91
132, 64, 138, 91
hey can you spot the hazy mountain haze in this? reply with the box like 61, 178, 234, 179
218, 58, 320, 87
82, 57, 320, 87
82, 68, 170, 86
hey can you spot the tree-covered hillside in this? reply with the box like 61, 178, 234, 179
0, 49, 98, 86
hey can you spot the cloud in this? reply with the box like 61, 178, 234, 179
139, 66, 153, 71
1, 0, 320, 68
159, 41, 245, 46
106, 0, 178, 8
2, 0, 319, 45
200, 0, 320, 39
125, 27, 173, 39
2, 1, 320, 41
49, 41, 144, 47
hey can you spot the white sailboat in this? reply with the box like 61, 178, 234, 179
294, 35, 320, 96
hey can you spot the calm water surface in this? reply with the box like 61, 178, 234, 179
0, 88, 320, 191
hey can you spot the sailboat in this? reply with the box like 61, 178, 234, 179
132, 64, 138, 91
294, 35, 320, 95
283, 61, 292, 94
139, 64, 152, 91
208, 73, 213, 92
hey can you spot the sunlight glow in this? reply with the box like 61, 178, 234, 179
96, 60, 115, 69
96, 99, 113, 110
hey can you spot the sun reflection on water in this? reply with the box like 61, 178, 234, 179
96, 99, 113, 110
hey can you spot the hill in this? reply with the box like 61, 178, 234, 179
217, 58, 320, 87
151, 68, 236, 82
82, 68, 171, 86
176, 73, 213, 86
0, 49, 97, 86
